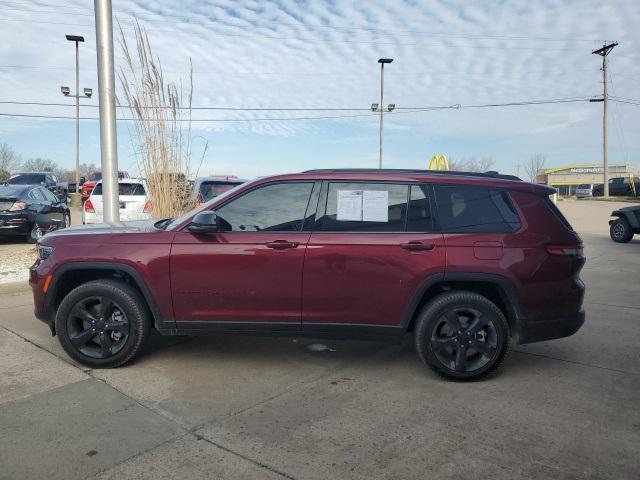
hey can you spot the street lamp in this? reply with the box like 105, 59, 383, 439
62, 34, 92, 194
372, 58, 394, 168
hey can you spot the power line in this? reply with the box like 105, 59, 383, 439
0, 97, 594, 122
0, 96, 592, 112
610, 98, 640, 106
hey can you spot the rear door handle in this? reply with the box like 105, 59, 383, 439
266, 240, 300, 250
401, 241, 435, 251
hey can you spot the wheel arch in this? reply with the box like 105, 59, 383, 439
401, 272, 524, 341
46, 262, 168, 334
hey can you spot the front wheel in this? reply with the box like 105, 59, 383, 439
55, 279, 151, 368
414, 291, 509, 381
610, 218, 634, 243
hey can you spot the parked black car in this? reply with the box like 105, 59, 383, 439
6, 172, 69, 201
593, 177, 640, 197
610, 206, 640, 243
0, 185, 71, 242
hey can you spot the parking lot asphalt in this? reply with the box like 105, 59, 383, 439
0, 199, 638, 480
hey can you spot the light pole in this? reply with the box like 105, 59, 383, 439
372, 58, 394, 168
62, 34, 92, 194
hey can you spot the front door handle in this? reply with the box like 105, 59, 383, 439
401, 241, 435, 251
266, 240, 300, 250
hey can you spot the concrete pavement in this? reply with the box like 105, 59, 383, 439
0, 199, 638, 480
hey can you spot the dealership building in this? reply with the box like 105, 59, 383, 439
536, 164, 637, 195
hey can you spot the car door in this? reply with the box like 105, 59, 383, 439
39, 187, 66, 226
301, 182, 445, 330
171, 181, 317, 327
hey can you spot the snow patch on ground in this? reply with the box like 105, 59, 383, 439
0, 245, 35, 285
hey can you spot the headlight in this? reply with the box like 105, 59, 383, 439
37, 244, 54, 260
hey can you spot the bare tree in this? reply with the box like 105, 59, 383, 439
22, 157, 58, 172
447, 156, 495, 172
0, 142, 22, 180
118, 20, 207, 219
525, 154, 546, 183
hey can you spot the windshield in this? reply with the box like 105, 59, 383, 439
577, 184, 591, 189
8, 174, 46, 185
165, 180, 253, 231
197, 181, 243, 202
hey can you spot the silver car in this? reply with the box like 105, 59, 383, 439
575, 184, 593, 198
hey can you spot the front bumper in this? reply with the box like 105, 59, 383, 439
516, 309, 585, 344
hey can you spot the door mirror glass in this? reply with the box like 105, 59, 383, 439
188, 211, 220, 234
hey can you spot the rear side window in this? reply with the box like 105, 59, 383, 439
319, 183, 408, 232
407, 185, 435, 232
543, 197, 574, 231
92, 183, 146, 196
434, 185, 521, 233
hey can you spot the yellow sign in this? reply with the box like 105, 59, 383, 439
428, 155, 449, 171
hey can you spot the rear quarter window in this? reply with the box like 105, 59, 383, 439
543, 197, 574, 231
434, 184, 521, 233
92, 183, 146, 195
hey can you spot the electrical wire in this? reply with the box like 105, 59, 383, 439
0, 97, 594, 122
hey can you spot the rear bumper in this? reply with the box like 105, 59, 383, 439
0, 213, 33, 235
516, 309, 585, 344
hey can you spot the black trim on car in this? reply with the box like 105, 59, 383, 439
164, 320, 403, 342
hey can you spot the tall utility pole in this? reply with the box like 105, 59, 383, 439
63, 35, 92, 194
94, 0, 120, 222
592, 42, 618, 197
373, 58, 393, 168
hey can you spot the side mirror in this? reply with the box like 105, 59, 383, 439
188, 211, 220, 234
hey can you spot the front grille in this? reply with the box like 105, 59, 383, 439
0, 201, 14, 211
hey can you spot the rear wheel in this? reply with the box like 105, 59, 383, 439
610, 218, 633, 243
414, 291, 509, 380
55, 279, 150, 368
27, 224, 42, 244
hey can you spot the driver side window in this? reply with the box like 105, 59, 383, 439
215, 182, 314, 232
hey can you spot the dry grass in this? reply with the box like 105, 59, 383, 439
118, 20, 207, 219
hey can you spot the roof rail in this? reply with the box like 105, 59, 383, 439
301, 168, 522, 181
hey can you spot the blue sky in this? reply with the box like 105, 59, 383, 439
1, 0, 639, 178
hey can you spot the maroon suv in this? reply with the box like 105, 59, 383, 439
30, 169, 585, 380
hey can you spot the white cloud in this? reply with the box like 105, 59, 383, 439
0, 0, 639, 174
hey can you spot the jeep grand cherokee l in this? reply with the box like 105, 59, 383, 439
30, 169, 585, 380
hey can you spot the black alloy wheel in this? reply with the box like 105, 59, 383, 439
430, 307, 498, 374
66, 296, 130, 359
415, 291, 509, 380
55, 279, 150, 368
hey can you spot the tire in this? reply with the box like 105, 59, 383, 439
610, 218, 634, 243
55, 279, 151, 368
414, 291, 509, 381
27, 224, 41, 244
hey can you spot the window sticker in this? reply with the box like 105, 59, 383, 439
336, 190, 363, 221
336, 189, 389, 222
362, 190, 389, 222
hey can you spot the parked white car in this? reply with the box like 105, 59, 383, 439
83, 179, 152, 224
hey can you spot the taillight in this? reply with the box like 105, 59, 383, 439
143, 200, 153, 213
546, 245, 584, 257
84, 199, 95, 213
8, 201, 27, 211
